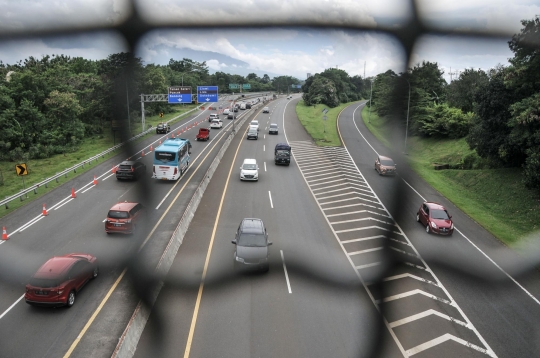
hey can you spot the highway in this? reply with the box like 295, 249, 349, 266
134, 97, 540, 358
133, 96, 402, 358
0, 94, 265, 357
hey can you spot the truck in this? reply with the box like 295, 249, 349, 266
274, 143, 291, 165
196, 127, 210, 141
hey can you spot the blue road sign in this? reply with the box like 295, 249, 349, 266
168, 93, 192, 103
168, 86, 192, 104
197, 86, 219, 103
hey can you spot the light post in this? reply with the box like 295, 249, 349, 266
368, 79, 373, 123
404, 79, 411, 154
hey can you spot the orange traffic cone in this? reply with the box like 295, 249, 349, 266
142, 149, 145, 157
177, 130, 180, 136
159, 140, 162, 145
2, 226, 7, 240
150, 144, 153, 151
71, 188, 76, 198
112, 165, 117, 174
93, 175, 98, 185
195, 121, 198, 126
42, 203, 48, 216
172, 133, 175, 138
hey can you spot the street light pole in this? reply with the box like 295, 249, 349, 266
404, 79, 411, 154
368, 79, 373, 123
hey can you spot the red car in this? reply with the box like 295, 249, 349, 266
417, 202, 454, 235
25, 253, 98, 307
105, 201, 144, 234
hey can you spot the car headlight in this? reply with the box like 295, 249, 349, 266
431, 222, 437, 229
235, 256, 244, 263
450, 223, 454, 230
127, 219, 132, 224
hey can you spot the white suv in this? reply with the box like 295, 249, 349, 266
240, 158, 259, 181
210, 119, 223, 129
209, 113, 219, 122
250, 120, 259, 132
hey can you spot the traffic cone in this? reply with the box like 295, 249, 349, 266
112, 165, 117, 174
93, 175, 98, 185
142, 149, 145, 157
2, 226, 7, 240
71, 188, 76, 199
172, 133, 175, 138
42, 203, 48, 216
177, 130, 180, 136
159, 140, 162, 145
150, 144, 153, 151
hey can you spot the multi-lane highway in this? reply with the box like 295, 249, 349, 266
133, 97, 540, 358
1, 94, 539, 358
0, 94, 266, 357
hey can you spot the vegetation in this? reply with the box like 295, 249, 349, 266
295, 100, 354, 147
301, 68, 369, 108
0, 53, 301, 164
368, 16, 540, 192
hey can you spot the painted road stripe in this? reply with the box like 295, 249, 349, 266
376, 289, 453, 306
406, 334, 493, 357
281, 250, 292, 294
389, 309, 468, 329
0, 295, 24, 320
341, 235, 387, 244
54, 198, 74, 210
348, 247, 384, 256
331, 217, 396, 226
326, 210, 391, 218
381, 273, 439, 287
268, 191, 274, 208
356, 262, 381, 270
19, 216, 45, 232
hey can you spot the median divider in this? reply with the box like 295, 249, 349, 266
111, 103, 262, 358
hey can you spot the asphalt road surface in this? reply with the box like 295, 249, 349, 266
0, 94, 264, 358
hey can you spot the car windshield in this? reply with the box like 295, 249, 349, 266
238, 234, 266, 247
119, 165, 132, 170
155, 151, 176, 162
29, 277, 62, 288
108, 210, 130, 219
381, 159, 395, 166
270, 124, 277, 128
431, 209, 449, 220
243, 164, 257, 170
276, 150, 290, 157
251, 121, 258, 125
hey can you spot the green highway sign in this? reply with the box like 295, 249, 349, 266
242, 83, 251, 89
229, 84, 240, 89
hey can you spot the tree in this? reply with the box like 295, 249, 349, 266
302, 75, 339, 107
446, 68, 489, 113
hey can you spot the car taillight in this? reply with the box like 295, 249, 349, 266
174, 168, 178, 175
131, 167, 134, 172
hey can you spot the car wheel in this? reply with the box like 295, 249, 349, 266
262, 264, 269, 273
425, 224, 430, 234
416, 213, 420, 222
92, 267, 99, 279
66, 291, 76, 308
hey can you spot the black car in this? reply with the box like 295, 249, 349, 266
233, 107, 239, 112
227, 113, 236, 119
156, 122, 170, 134
274, 143, 291, 165
246, 103, 252, 109
232, 218, 272, 272
116, 160, 146, 180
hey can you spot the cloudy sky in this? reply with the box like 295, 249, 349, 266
0, 0, 538, 82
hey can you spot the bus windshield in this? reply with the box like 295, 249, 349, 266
155, 151, 176, 162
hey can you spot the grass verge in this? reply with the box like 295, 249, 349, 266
361, 105, 540, 246
295, 100, 360, 147
0, 104, 198, 219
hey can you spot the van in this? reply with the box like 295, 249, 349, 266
240, 103, 246, 110
247, 126, 258, 140
240, 158, 259, 181
274, 143, 291, 165
223, 108, 230, 115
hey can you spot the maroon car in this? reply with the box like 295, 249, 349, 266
375, 155, 396, 176
25, 253, 98, 307
417, 202, 454, 235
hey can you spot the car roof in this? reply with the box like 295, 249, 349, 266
109, 201, 138, 212
243, 158, 257, 164
425, 202, 446, 210
240, 218, 264, 234
379, 155, 394, 161
34, 256, 79, 279
120, 160, 136, 165
270, 123, 278, 126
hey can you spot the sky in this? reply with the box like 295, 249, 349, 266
0, 0, 539, 83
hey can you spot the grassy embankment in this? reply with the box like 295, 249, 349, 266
0, 104, 198, 219
295, 100, 356, 147
361, 105, 540, 246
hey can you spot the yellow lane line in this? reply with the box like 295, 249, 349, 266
63, 126, 234, 358
184, 124, 250, 358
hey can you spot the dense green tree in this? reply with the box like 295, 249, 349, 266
446, 68, 489, 113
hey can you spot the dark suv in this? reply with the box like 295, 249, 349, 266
156, 122, 170, 134
116, 160, 146, 180
232, 218, 272, 272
